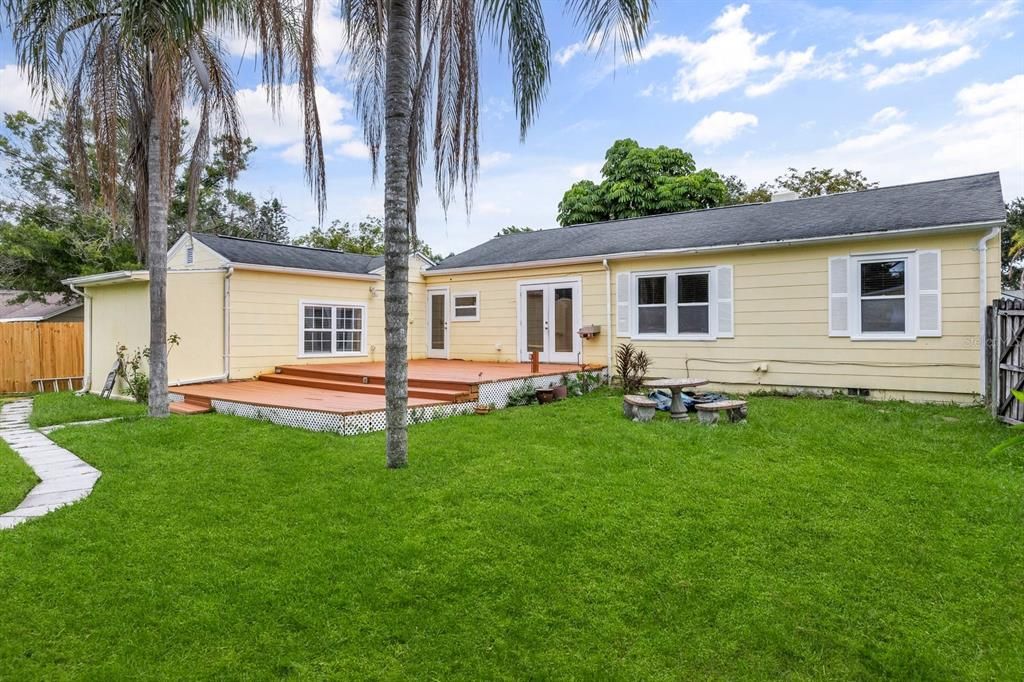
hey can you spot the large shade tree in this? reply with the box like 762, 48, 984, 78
5, 0, 325, 416
342, 0, 653, 468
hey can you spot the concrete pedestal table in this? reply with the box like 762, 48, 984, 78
644, 378, 709, 421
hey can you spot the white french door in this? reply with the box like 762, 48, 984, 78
426, 288, 449, 358
518, 280, 581, 363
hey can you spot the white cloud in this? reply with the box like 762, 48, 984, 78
832, 124, 913, 152
0, 64, 43, 116
713, 74, 1023, 213
480, 151, 512, 170
856, 0, 1019, 55
337, 140, 370, 160
864, 45, 979, 89
568, 162, 603, 182
234, 83, 355, 162
554, 30, 605, 66
869, 106, 905, 126
686, 111, 758, 146
955, 74, 1024, 116
639, 4, 842, 102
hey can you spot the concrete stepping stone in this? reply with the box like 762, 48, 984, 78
0, 398, 102, 530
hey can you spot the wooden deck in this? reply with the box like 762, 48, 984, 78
170, 359, 595, 416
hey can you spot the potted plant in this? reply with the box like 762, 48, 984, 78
535, 387, 555, 404
552, 378, 568, 400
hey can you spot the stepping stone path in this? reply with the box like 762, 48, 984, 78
0, 399, 101, 530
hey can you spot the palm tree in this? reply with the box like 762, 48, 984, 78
342, 0, 652, 467
4, 0, 325, 416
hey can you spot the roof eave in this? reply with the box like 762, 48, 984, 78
228, 262, 382, 281
61, 270, 149, 287
425, 219, 1004, 275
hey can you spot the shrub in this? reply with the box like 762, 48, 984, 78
615, 343, 651, 394
114, 334, 181, 404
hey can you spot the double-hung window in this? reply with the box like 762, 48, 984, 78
829, 250, 942, 340
858, 258, 907, 334
627, 267, 732, 340
300, 302, 367, 356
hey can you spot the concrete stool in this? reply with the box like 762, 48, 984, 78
695, 400, 748, 424
623, 395, 657, 422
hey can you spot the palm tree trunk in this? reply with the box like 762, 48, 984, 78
146, 102, 170, 417
382, 0, 415, 468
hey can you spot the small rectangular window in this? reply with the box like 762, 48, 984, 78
301, 303, 366, 355
637, 275, 667, 334
452, 293, 479, 321
859, 259, 906, 334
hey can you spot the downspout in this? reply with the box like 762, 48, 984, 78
68, 282, 92, 394
603, 259, 612, 375
979, 227, 1000, 398
223, 266, 233, 380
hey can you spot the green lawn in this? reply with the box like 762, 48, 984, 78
28, 391, 146, 428
0, 398, 39, 513
0, 393, 1021, 679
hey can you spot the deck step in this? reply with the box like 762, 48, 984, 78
170, 401, 212, 415
273, 365, 477, 393
258, 373, 476, 402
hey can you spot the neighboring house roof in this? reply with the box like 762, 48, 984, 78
192, 233, 385, 275
0, 289, 82, 321
431, 172, 1006, 271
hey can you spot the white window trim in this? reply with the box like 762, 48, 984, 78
850, 251, 917, 342
631, 267, 717, 341
297, 300, 369, 358
451, 291, 480, 322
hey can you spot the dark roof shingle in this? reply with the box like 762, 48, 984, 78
0, 290, 82, 320
192, 233, 382, 275
431, 172, 1006, 271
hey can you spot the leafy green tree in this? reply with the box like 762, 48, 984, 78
722, 175, 772, 205
295, 216, 441, 261
0, 112, 139, 300
774, 167, 878, 197
343, 0, 650, 466
1002, 198, 1024, 288
169, 136, 290, 244
557, 139, 729, 226
495, 225, 536, 237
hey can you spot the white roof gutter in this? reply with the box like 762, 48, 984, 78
61, 270, 149, 286
426, 220, 1005, 276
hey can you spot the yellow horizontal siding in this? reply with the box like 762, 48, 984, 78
424, 229, 997, 403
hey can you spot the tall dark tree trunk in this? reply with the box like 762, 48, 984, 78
382, 0, 415, 468
146, 99, 170, 417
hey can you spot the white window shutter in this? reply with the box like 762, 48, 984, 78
716, 265, 734, 338
917, 250, 941, 337
616, 272, 630, 337
828, 256, 850, 336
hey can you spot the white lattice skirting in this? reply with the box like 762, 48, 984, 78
199, 369, 607, 436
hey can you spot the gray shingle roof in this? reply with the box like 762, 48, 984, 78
0, 290, 82, 320
192, 233, 383, 275
431, 172, 1006, 271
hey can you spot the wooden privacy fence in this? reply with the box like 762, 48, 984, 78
988, 298, 1024, 424
0, 322, 84, 393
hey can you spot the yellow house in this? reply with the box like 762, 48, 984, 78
66, 172, 1005, 405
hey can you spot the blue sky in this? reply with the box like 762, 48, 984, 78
1, 0, 1022, 255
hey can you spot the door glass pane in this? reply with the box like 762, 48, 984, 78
526, 289, 545, 352
430, 294, 446, 350
554, 287, 574, 353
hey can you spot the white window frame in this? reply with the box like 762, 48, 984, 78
850, 251, 916, 341
297, 300, 368, 358
631, 267, 717, 341
451, 291, 480, 322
